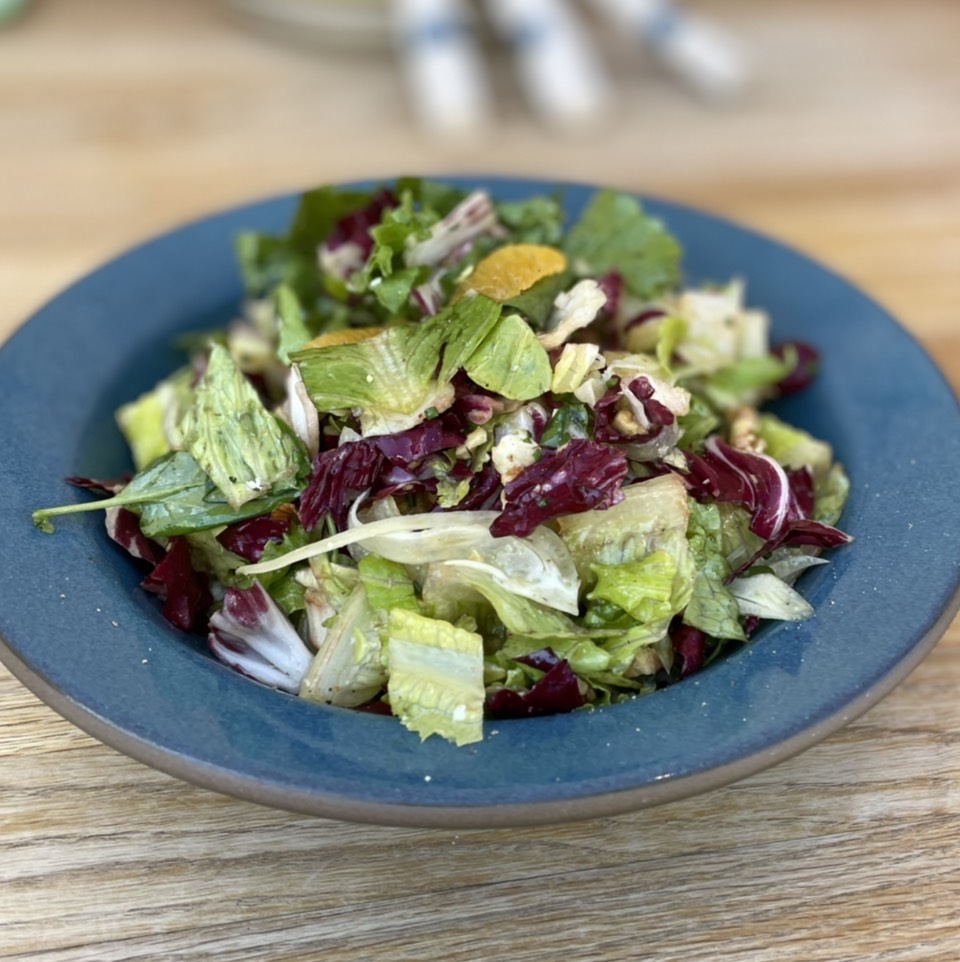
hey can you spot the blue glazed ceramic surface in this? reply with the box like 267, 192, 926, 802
1, 178, 958, 828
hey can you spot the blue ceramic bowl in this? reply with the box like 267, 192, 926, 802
1, 177, 958, 828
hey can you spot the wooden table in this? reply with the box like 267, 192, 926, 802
2, 2, 958, 959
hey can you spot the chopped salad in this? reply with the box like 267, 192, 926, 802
34, 179, 852, 747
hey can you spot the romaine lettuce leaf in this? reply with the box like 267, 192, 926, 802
421, 560, 586, 641
182, 343, 308, 509
357, 554, 419, 614
274, 283, 312, 365
299, 582, 386, 708
587, 547, 693, 624
385, 608, 485, 746
115, 365, 194, 471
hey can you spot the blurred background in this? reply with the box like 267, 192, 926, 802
0, 0, 957, 368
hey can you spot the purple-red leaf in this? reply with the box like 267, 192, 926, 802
105, 507, 164, 566
208, 581, 313, 692
141, 537, 212, 633
671, 625, 707, 678
490, 439, 628, 538
372, 415, 465, 464
486, 650, 587, 718
594, 377, 674, 444
217, 514, 292, 562
299, 441, 385, 532
773, 341, 820, 396
676, 437, 852, 575
325, 187, 397, 258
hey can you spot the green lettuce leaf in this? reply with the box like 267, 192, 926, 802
358, 555, 420, 615
422, 560, 586, 640
115, 365, 195, 471
235, 186, 379, 301
494, 193, 564, 245
540, 397, 590, 449
385, 608, 485, 746
274, 284, 312, 365
462, 312, 553, 401
181, 343, 308, 509
676, 393, 721, 451
563, 190, 681, 298
557, 473, 691, 586
436, 294, 503, 382
814, 462, 850, 527
300, 583, 386, 708
684, 501, 746, 641
697, 352, 795, 411
246, 523, 313, 615
292, 321, 453, 436
503, 271, 571, 329
587, 548, 693, 624
354, 189, 435, 311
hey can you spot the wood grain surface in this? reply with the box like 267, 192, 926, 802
1, 2, 958, 960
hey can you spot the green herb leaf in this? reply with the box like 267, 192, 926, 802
274, 284, 312, 365
503, 271, 571, 329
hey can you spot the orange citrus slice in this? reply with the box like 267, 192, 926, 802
453, 244, 567, 303
303, 326, 384, 350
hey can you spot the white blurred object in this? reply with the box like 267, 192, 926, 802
587, 0, 749, 99
224, 0, 749, 129
390, 0, 492, 134
483, 0, 613, 127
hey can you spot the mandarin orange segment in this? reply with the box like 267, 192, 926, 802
453, 244, 567, 303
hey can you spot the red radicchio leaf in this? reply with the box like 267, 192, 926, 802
450, 372, 508, 426
447, 462, 503, 511
217, 514, 292, 562
299, 441, 385, 532
105, 507, 164, 566
66, 474, 130, 495
772, 341, 820, 396
490, 439, 627, 538
703, 437, 792, 541
325, 187, 397, 258
141, 537, 212, 633
486, 650, 587, 718
675, 437, 852, 576
787, 465, 816, 518
371, 414, 466, 464
671, 625, 707, 678
596, 271, 623, 319
624, 307, 666, 335
593, 376, 674, 444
